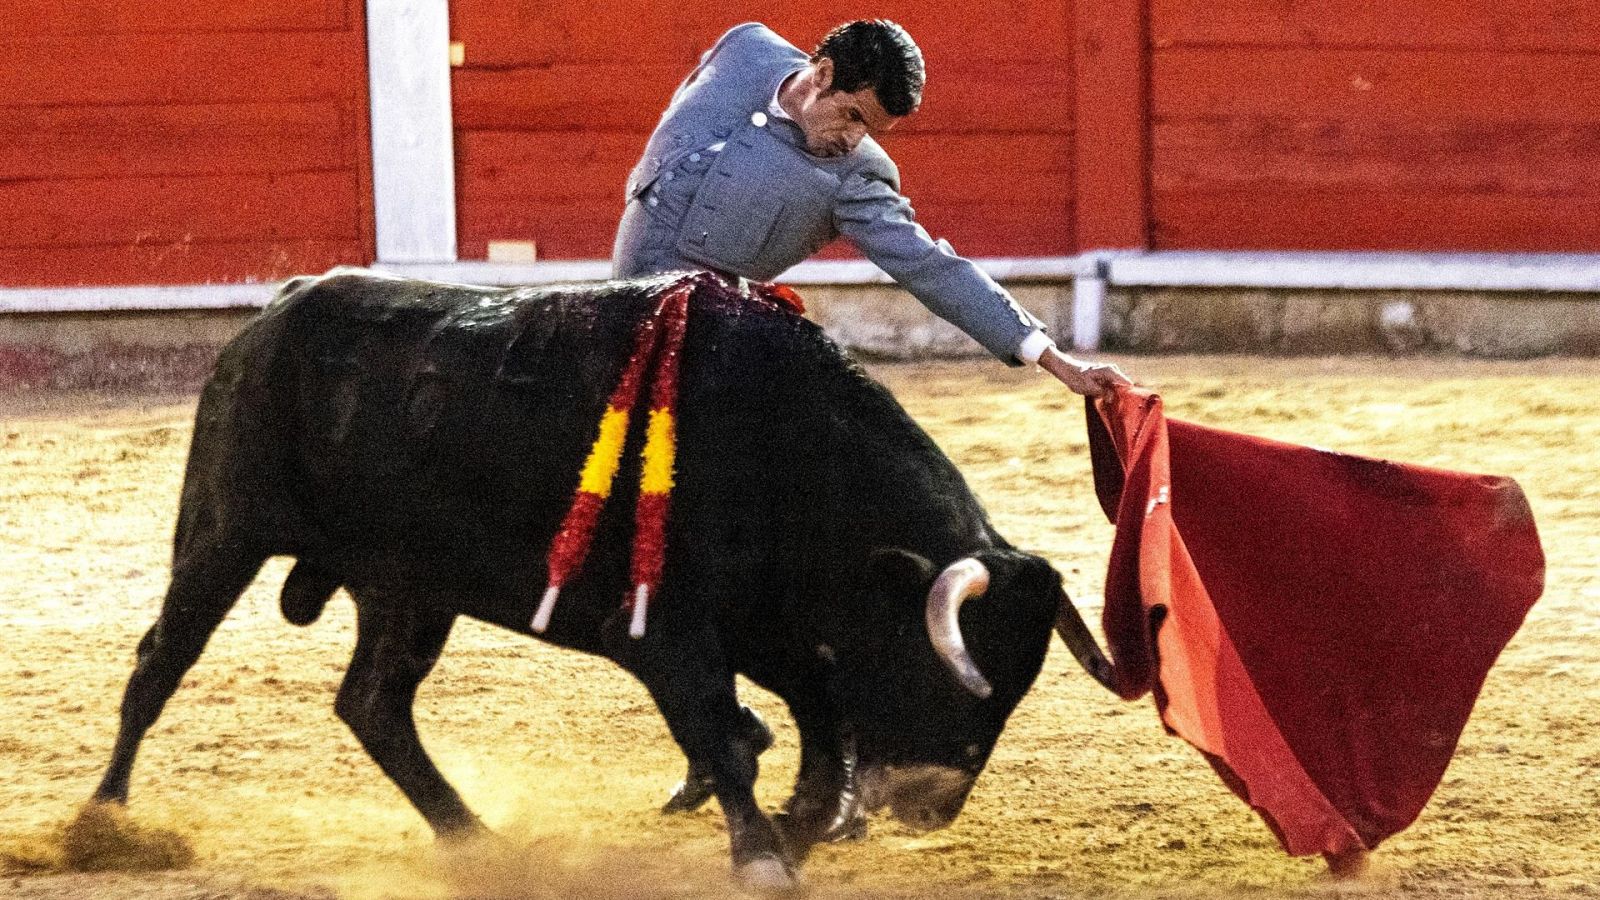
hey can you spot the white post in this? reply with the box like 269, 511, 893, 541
1072, 256, 1108, 352
366, 0, 458, 263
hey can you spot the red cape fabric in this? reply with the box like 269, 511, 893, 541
1087, 387, 1545, 857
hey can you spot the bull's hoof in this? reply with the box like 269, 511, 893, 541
662, 774, 716, 813
733, 853, 801, 894
772, 806, 867, 854
820, 810, 867, 843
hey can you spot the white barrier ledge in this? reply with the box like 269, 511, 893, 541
0, 283, 280, 314
1110, 251, 1600, 293
8, 252, 1600, 314
0, 257, 1090, 314
376, 260, 614, 285
379, 256, 1096, 286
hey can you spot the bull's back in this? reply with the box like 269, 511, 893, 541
209, 273, 806, 622
193, 271, 984, 643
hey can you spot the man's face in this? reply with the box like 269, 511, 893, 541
791, 59, 906, 158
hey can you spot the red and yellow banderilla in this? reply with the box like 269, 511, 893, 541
532, 277, 692, 639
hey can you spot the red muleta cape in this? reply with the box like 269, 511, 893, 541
1086, 386, 1544, 859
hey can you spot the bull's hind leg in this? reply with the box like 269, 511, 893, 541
94, 544, 265, 803
336, 594, 483, 838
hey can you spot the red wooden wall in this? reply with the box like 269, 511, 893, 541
5, 1, 1597, 289
1148, 0, 1600, 251
449, 1, 1076, 260
0, 0, 374, 287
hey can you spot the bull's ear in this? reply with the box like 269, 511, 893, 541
866, 547, 936, 595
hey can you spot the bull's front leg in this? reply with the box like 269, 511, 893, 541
662, 703, 774, 813
618, 628, 796, 891
775, 704, 866, 856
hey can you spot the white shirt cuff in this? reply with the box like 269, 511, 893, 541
1016, 329, 1055, 365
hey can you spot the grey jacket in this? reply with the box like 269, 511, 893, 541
613, 23, 1044, 364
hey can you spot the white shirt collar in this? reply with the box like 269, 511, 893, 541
769, 68, 804, 122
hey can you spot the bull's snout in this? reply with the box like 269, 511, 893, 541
858, 764, 977, 832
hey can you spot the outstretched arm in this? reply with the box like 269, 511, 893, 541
836, 171, 1133, 393
834, 171, 1044, 366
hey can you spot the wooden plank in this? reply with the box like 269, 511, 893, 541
448, 0, 689, 67
452, 65, 684, 133
1, 0, 344, 35
803, 200, 1075, 259
1151, 0, 1600, 53
1154, 118, 1600, 196
458, 195, 1073, 261
1152, 190, 1600, 252
453, 130, 1071, 260
457, 199, 623, 260
676, 1, 1073, 64
4, 171, 361, 248
453, 62, 1068, 134
1072, 0, 1149, 249
0, 102, 354, 181
453, 130, 1071, 206
894, 64, 1072, 134
1154, 48, 1600, 124
0, 32, 364, 106
902, 201, 1074, 257
456, 131, 645, 202
449, 1, 1069, 66
0, 241, 365, 288
879, 134, 1073, 204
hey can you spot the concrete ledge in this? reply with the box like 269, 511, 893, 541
0, 308, 257, 391
1109, 251, 1600, 293
800, 282, 1069, 361
1104, 287, 1600, 357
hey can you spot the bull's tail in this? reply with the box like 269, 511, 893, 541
280, 560, 342, 626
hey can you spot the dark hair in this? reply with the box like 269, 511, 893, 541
813, 20, 924, 117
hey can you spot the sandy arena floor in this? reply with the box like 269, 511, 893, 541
1, 355, 1597, 899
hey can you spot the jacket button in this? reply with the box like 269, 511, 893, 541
648, 196, 659, 207
751, 111, 768, 127
689, 153, 701, 162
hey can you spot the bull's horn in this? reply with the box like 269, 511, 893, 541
1054, 587, 1119, 694
926, 558, 994, 699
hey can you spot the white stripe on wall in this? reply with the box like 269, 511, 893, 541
366, 0, 457, 263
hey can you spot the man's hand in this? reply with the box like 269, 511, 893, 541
1037, 346, 1132, 397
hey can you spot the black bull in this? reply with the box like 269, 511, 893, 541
91, 271, 1117, 887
